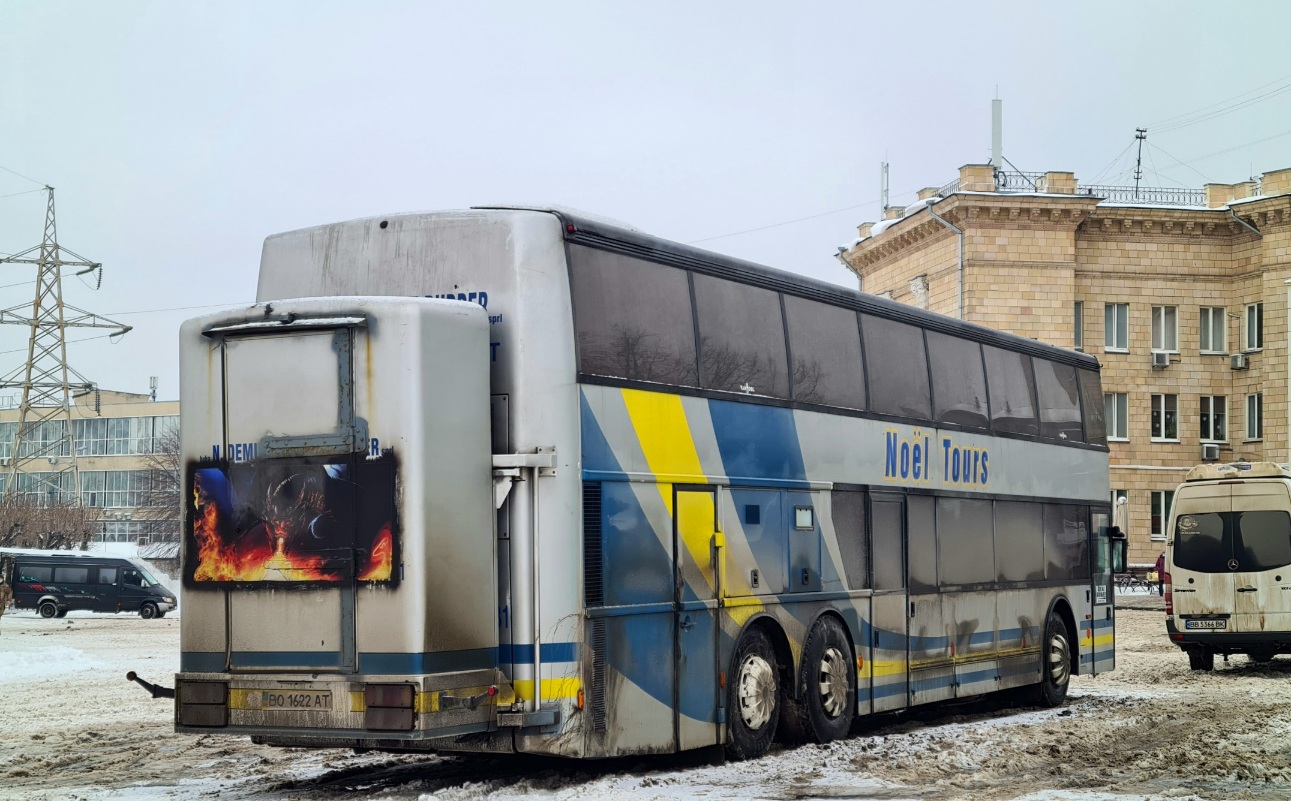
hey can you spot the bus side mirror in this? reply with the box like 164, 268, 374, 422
1109, 527, 1128, 574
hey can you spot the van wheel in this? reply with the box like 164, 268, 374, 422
1031, 610, 1071, 707
139, 603, 158, 620
38, 601, 58, 619
55, 609, 68, 618
1187, 649, 1214, 671
726, 627, 779, 761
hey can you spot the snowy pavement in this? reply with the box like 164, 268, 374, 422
1, 602, 1288, 801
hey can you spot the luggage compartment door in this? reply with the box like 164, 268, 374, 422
217, 326, 365, 673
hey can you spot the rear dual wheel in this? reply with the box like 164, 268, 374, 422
780, 616, 855, 744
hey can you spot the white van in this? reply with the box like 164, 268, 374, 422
1165, 462, 1291, 670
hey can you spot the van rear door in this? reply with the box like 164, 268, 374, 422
1170, 482, 1233, 633
1229, 483, 1291, 635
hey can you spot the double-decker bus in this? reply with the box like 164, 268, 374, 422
174, 207, 1123, 760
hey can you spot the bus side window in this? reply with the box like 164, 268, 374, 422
871, 499, 905, 591
831, 490, 868, 590
861, 316, 931, 420
98, 567, 119, 585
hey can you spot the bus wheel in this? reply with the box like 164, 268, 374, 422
798, 617, 855, 743
1032, 610, 1071, 707
139, 603, 159, 620
727, 627, 779, 760
38, 601, 58, 619
1188, 649, 1214, 671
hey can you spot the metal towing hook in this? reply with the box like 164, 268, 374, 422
126, 671, 175, 699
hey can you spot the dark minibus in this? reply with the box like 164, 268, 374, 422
3, 549, 177, 619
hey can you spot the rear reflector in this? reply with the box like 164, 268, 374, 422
364, 683, 415, 731
1164, 572, 1173, 615
177, 681, 228, 727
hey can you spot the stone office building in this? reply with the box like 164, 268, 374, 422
840, 163, 1291, 564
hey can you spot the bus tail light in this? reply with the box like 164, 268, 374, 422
1163, 571, 1173, 615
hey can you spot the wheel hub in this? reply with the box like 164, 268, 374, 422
1047, 631, 1071, 686
737, 653, 776, 730
818, 646, 850, 718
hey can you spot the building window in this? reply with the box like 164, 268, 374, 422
1150, 393, 1178, 440
1247, 393, 1264, 440
1200, 396, 1227, 442
1104, 303, 1128, 351
1074, 301, 1084, 351
1150, 490, 1175, 541
1245, 303, 1264, 351
1105, 392, 1128, 440
1199, 307, 1225, 354
1151, 305, 1178, 353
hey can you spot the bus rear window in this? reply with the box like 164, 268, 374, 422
1174, 511, 1291, 573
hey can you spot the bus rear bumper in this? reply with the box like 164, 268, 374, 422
173, 669, 516, 743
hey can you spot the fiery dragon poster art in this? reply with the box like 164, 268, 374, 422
185, 452, 397, 586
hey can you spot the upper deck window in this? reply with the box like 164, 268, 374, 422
861, 315, 931, 420
693, 274, 787, 398
1077, 368, 1106, 445
926, 331, 988, 429
982, 345, 1038, 436
782, 295, 865, 409
569, 246, 698, 387
1033, 359, 1084, 442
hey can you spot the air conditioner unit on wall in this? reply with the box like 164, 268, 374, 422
1201, 443, 1221, 461
1151, 351, 1170, 368
1231, 353, 1250, 370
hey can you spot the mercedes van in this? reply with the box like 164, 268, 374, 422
1165, 462, 1291, 670
3, 549, 177, 619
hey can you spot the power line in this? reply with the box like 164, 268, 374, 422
1151, 128, 1291, 175
0, 164, 44, 187
103, 301, 251, 317
1089, 140, 1137, 185
1146, 141, 1212, 184
686, 187, 922, 245
1148, 73, 1291, 133
0, 188, 45, 201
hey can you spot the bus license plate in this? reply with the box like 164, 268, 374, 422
1184, 619, 1227, 630
264, 691, 332, 710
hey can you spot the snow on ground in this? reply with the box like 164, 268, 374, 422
2, 598, 1289, 801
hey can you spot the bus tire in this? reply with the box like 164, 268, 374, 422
727, 627, 779, 761
38, 601, 58, 619
1032, 609, 1071, 707
795, 616, 855, 743
1188, 649, 1214, 671
139, 603, 159, 620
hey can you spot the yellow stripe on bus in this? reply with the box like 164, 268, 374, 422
622, 389, 706, 517
513, 677, 582, 701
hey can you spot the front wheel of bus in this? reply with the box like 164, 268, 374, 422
727, 627, 779, 761
1033, 610, 1071, 707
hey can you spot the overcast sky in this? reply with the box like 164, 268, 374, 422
2, 0, 1291, 402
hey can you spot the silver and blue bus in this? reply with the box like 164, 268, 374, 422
174, 207, 1121, 760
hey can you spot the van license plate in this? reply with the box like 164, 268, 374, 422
264, 691, 332, 710
1184, 619, 1227, 630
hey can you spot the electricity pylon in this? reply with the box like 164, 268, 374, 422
0, 186, 131, 504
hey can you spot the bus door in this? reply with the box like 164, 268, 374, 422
673, 486, 721, 751
219, 327, 363, 673
869, 494, 908, 713
1090, 510, 1116, 674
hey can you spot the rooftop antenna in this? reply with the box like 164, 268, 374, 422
880, 161, 890, 214
0, 186, 132, 503
1133, 128, 1147, 200
991, 94, 1003, 169
149, 376, 158, 402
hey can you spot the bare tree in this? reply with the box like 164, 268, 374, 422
0, 496, 97, 550
137, 425, 182, 544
